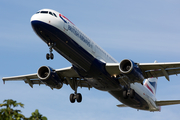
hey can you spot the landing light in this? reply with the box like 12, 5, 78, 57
113, 74, 117, 78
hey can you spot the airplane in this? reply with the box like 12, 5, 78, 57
2, 9, 180, 112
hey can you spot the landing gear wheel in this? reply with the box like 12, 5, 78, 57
70, 94, 75, 103
123, 90, 128, 99
69, 93, 82, 103
50, 53, 54, 60
46, 53, 50, 60
130, 89, 135, 99
77, 93, 82, 103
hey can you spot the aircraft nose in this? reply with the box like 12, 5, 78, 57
30, 14, 40, 30
30, 14, 40, 23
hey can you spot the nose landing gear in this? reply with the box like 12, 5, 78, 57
46, 42, 55, 60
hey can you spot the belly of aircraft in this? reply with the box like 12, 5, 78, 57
109, 90, 149, 110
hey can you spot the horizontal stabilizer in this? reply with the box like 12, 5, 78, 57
117, 104, 127, 107
156, 100, 180, 106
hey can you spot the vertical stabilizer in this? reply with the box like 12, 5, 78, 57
144, 77, 158, 96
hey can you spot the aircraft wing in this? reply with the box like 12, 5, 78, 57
2, 67, 92, 90
156, 100, 180, 106
106, 62, 180, 81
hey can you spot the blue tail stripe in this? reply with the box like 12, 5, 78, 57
149, 81, 157, 90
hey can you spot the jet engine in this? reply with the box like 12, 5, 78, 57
119, 59, 144, 83
37, 66, 63, 89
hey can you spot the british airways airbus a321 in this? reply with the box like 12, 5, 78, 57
2, 9, 180, 111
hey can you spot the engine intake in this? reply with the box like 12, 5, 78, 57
37, 66, 63, 89
119, 59, 144, 83
119, 59, 133, 73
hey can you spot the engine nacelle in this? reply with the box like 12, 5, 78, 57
37, 66, 63, 89
119, 59, 144, 83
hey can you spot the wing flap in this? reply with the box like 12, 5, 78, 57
156, 100, 180, 106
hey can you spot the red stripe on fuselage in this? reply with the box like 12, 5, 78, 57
59, 14, 74, 25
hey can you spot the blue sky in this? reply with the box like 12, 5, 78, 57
0, 0, 180, 119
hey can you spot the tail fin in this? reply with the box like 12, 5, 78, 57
144, 77, 158, 96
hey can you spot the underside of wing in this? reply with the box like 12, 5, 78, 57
55, 67, 92, 90
55, 67, 80, 78
156, 100, 180, 106
2, 73, 40, 88
2, 66, 92, 90
2, 73, 38, 81
139, 62, 180, 81
105, 60, 180, 82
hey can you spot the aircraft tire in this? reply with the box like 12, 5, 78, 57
46, 53, 50, 60
123, 90, 128, 99
130, 89, 135, 99
70, 93, 75, 103
50, 53, 54, 60
77, 93, 82, 103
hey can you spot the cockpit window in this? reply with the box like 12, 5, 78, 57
36, 10, 57, 18
53, 13, 57, 17
41, 11, 48, 14
49, 12, 53, 16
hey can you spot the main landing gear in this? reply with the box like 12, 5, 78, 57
46, 42, 55, 60
123, 88, 135, 99
70, 93, 82, 103
69, 78, 82, 103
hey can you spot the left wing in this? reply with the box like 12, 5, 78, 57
106, 61, 180, 81
2, 67, 92, 90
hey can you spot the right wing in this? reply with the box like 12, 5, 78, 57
2, 66, 92, 90
2, 73, 40, 88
